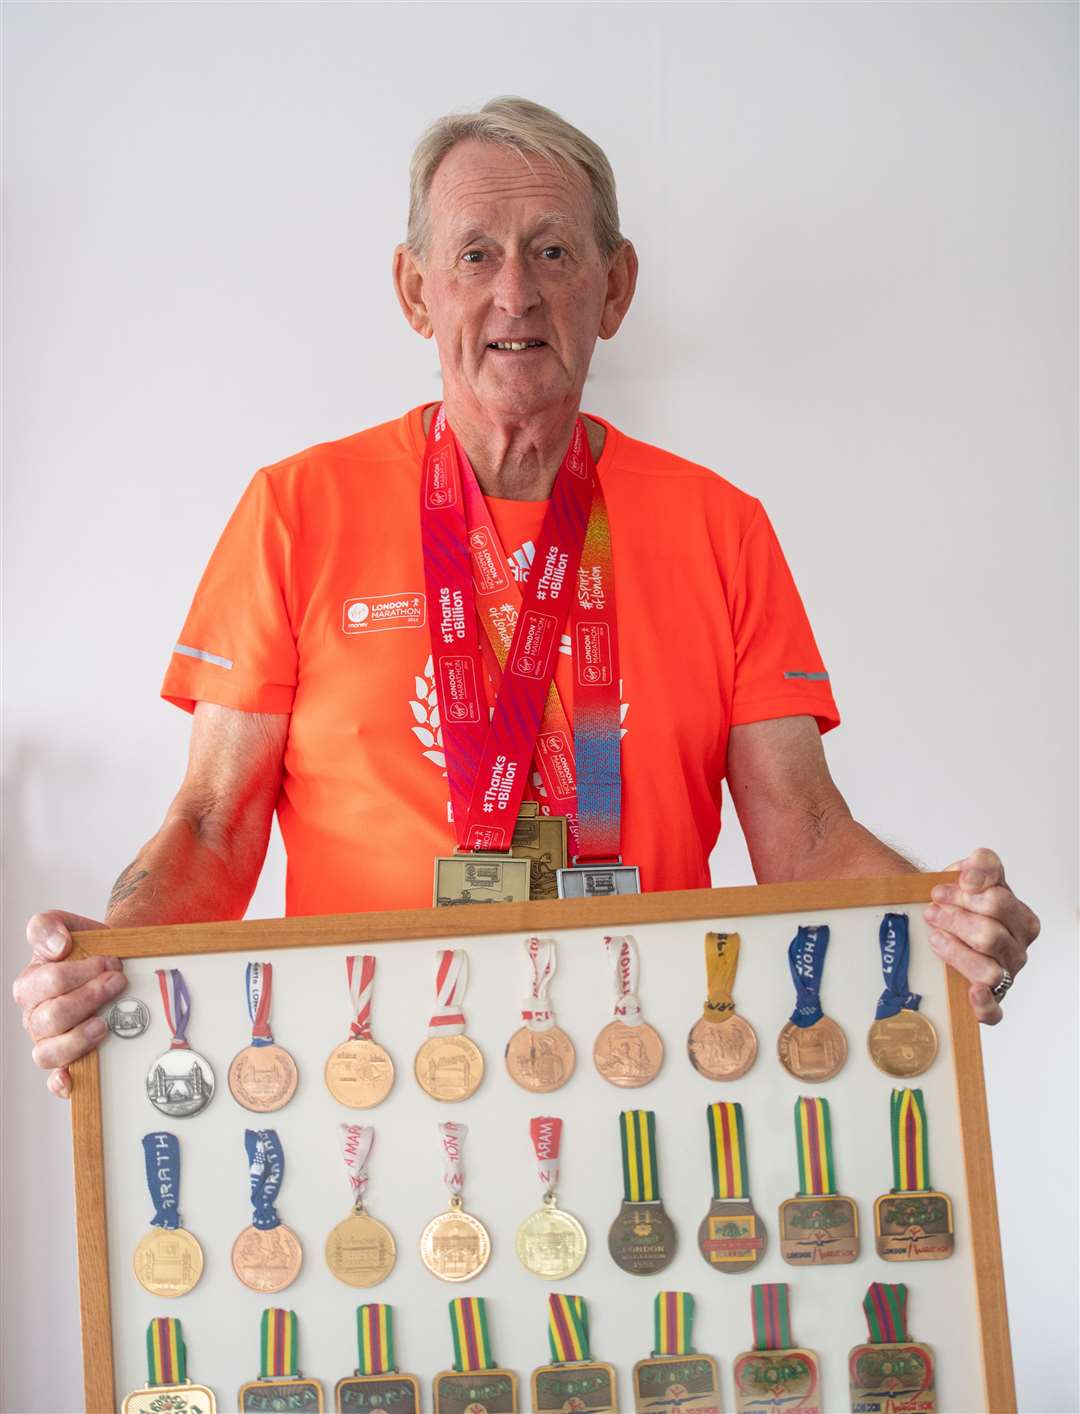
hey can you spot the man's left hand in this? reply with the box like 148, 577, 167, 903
924, 848, 1039, 1025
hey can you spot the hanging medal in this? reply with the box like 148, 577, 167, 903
121, 1318, 217, 1414
415, 950, 485, 1101
632, 1293, 721, 1414
867, 914, 938, 1077
688, 931, 758, 1080
433, 1297, 519, 1414
325, 955, 395, 1108
698, 1102, 766, 1272
593, 935, 663, 1086
231, 1128, 303, 1292
776, 926, 847, 1081
733, 1284, 822, 1414
531, 1294, 617, 1414
239, 1309, 324, 1412
326, 1124, 397, 1287
133, 1131, 204, 1296
848, 1283, 937, 1413
146, 969, 215, 1116
779, 1097, 859, 1264
515, 1116, 587, 1279
505, 937, 576, 1092
228, 962, 299, 1111
874, 1088, 955, 1260
334, 1304, 420, 1414
511, 800, 568, 900
420, 1121, 492, 1282
608, 1109, 677, 1274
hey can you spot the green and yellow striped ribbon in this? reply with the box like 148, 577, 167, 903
450, 1297, 495, 1373
707, 1101, 749, 1199
794, 1096, 836, 1196
260, 1309, 298, 1379
620, 1110, 660, 1202
146, 1318, 186, 1386
863, 1283, 909, 1343
891, 1088, 931, 1192
548, 1294, 591, 1363
751, 1284, 792, 1352
654, 1293, 696, 1355
357, 1304, 395, 1376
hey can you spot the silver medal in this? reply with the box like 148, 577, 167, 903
146, 1047, 216, 1117
105, 997, 151, 1039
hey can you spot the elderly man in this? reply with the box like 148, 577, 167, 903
14, 97, 1038, 1097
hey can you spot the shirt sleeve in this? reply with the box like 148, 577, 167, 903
729, 500, 840, 734
160, 469, 298, 715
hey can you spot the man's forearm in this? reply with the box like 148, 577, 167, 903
104, 812, 263, 927
749, 799, 918, 885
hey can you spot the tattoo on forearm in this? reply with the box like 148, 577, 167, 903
107, 860, 150, 913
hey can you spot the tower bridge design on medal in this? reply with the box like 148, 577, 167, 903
146, 1057, 213, 1116
424, 1047, 473, 1098
326, 1226, 394, 1279
138, 1238, 196, 1290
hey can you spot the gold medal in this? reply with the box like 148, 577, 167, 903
123, 1319, 217, 1414
698, 1103, 766, 1272
868, 1010, 939, 1078
231, 1223, 303, 1293
594, 936, 663, 1087
532, 1295, 616, 1412
133, 1226, 204, 1297
433, 1297, 519, 1414
517, 1117, 587, 1279
779, 1098, 859, 1265
734, 1285, 822, 1414
505, 938, 575, 1092
875, 1088, 955, 1261
416, 950, 484, 1100
688, 932, 759, 1081
328, 1124, 397, 1286
326, 955, 395, 1108
634, 1293, 721, 1414
511, 804, 568, 900
433, 851, 531, 906
421, 1198, 492, 1282
240, 1309, 324, 1412
777, 926, 846, 1081
849, 1283, 937, 1412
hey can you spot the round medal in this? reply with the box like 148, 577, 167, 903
777, 1017, 847, 1081
687, 1013, 758, 1081
593, 1019, 663, 1087
607, 1201, 677, 1274
228, 1042, 299, 1112
420, 1202, 492, 1282
325, 1210, 397, 1287
133, 1226, 204, 1296
867, 1010, 938, 1077
505, 1025, 576, 1093
145, 1047, 216, 1117
230, 1222, 303, 1292
515, 1198, 587, 1279
325, 1037, 395, 1108
105, 996, 150, 1039
414, 1034, 484, 1101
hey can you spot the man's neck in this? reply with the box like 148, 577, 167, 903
422, 401, 605, 500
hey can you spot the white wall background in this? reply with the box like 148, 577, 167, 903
2, 4, 1075, 1412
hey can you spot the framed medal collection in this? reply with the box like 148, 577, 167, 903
69, 875, 1015, 1412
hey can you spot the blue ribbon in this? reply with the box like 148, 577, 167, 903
787, 925, 830, 1027
245, 1129, 284, 1230
875, 913, 921, 1019
142, 1132, 181, 1230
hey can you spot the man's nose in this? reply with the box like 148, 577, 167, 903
493, 256, 541, 318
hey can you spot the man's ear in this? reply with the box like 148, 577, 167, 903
392, 244, 433, 338
598, 240, 639, 341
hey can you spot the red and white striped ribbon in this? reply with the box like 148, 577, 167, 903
427, 951, 467, 1037
529, 1115, 563, 1192
521, 938, 557, 1032
605, 935, 643, 1025
439, 1121, 467, 1195
346, 955, 376, 1040
340, 1123, 375, 1204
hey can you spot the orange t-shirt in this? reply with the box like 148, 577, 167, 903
161, 405, 839, 914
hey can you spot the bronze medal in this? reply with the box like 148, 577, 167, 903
868, 1010, 939, 1078
123, 1383, 217, 1413
779, 1196, 858, 1265
733, 1348, 822, 1414
697, 1197, 766, 1272
231, 1222, 303, 1292
851, 1284, 936, 1412
593, 1020, 663, 1087
506, 1025, 576, 1091
421, 1200, 492, 1282
415, 1033, 485, 1101
433, 852, 531, 906
532, 1362, 617, 1413
516, 1195, 587, 1280
239, 1378, 324, 1412
229, 1043, 299, 1112
688, 1013, 758, 1081
874, 1190, 955, 1261
432, 1369, 518, 1414
335, 1372, 420, 1413
776, 1016, 847, 1081
608, 1200, 677, 1275
133, 1226, 204, 1297
511, 806, 568, 901
326, 1210, 397, 1287
124, 1321, 217, 1414
632, 1355, 721, 1414
326, 1038, 396, 1108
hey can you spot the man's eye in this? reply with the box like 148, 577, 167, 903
461, 250, 485, 264
540, 246, 566, 260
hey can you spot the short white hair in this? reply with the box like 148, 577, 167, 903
406, 96, 623, 261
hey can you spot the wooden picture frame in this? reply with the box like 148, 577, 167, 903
68, 874, 1015, 1413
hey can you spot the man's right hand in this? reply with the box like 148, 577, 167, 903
12, 911, 126, 1098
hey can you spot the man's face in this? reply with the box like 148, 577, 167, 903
398, 140, 630, 421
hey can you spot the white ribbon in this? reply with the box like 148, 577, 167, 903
427, 950, 467, 1037
530, 1115, 562, 1192
520, 937, 557, 1031
340, 1123, 374, 1204
605, 934, 643, 1026
439, 1121, 467, 1195
346, 954, 375, 1039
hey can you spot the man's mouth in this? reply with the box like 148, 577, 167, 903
486, 340, 547, 352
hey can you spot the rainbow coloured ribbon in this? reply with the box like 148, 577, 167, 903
654, 1293, 696, 1356
794, 1097, 836, 1196
155, 969, 191, 1048
260, 1309, 299, 1379
863, 1283, 910, 1343
751, 1284, 792, 1352
146, 1318, 186, 1386
548, 1294, 591, 1363
357, 1304, 395, 1375
891, 1089, 931, 1191
708, 1102, 749, 1199
449, 1297, 496, 1372
620, 1110, 660, 1201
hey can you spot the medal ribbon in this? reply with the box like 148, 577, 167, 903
340, 1124, 375, 1207
155, 969, 191, 1049
891, 1088, 932, 1191
794, 1097, 836, 1196
620, 1110, 660, 1202
863, 1283, 910, 1343
529, 1115, 562, 1192
449, 1297, 496, 1372
146, 1318, 186, 1386
439, 1121, 467, 1196
521, 938, 557, 1030
260, 1309, 299, 1379
751, 1284, 793, 1352
142, 1131, 182, 1230
606, 935, 642, 1024
702, 932, 741, 1023
708, 1102, 749, 1200
787, 926, 830, 1027
875, 914, 922, 1018
548, 1294, 591, 1363
427, 950, 467, 1036
245, 962, 275, 1045
356, 1304, 395, 1376
346, 955, 377, 1040
245, 1129, 284, 1230
654, 1292, 696, 1356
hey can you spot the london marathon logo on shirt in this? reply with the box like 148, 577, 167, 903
342, 592, 426, 634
